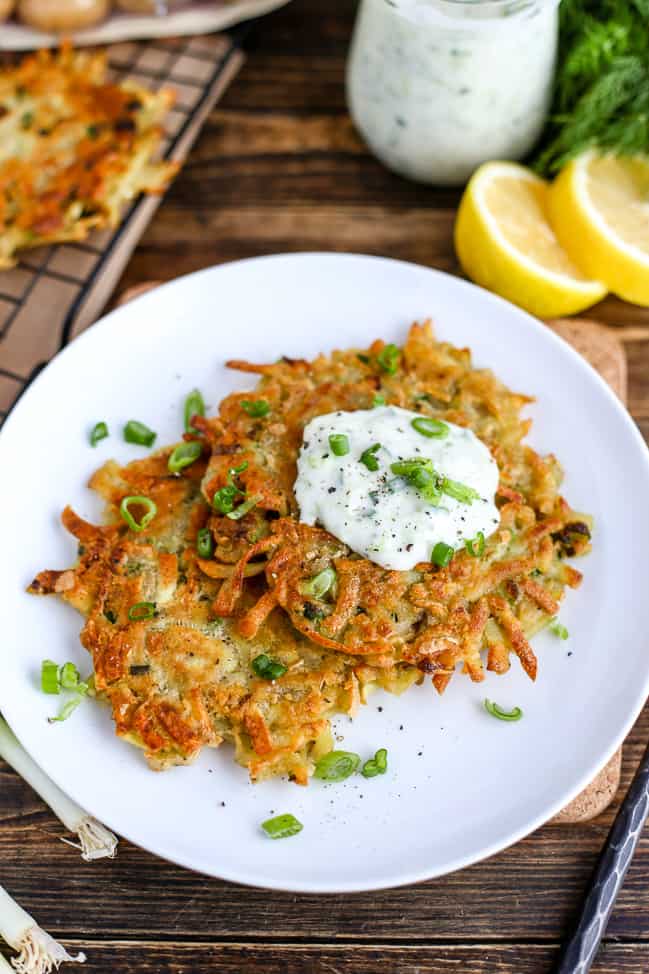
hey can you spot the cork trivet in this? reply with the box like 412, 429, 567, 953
114, 295, 627, 823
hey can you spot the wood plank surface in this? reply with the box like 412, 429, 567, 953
4, 1, 649, 972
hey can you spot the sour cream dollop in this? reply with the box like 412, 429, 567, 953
295, 406, 500, 571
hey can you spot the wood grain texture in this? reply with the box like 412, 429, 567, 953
5, 1, 649, 973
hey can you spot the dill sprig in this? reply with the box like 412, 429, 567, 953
533, 0, 649, 175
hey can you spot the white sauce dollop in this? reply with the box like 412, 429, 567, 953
295, 406, 500, 571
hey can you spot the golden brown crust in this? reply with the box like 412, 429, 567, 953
0, 44, 178, 268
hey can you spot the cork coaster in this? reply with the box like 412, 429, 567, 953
114, 295, 626, 823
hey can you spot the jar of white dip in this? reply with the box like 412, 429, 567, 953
346, 0, 559, 186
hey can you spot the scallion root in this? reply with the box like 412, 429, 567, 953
11, 928, 85, 974
63, 817, 118, 862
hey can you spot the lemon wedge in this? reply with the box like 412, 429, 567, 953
454, 161, 607, 317
548, 152, 649, 306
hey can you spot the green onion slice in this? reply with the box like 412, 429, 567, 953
213, 484, 238, 514
360, 443, 381, 471
362, 747, 388, 778
372, 393, 386, 407
184, 388, 205, 433
329, 433, 350, 457
49, 696, 83, 724
119, 495, 157, 532
303, 566, 337, 599
411, 417, 449, 439
261, 813, 303, 839
431, 541, 454, 568
442, 477, 480, 504
128, 601, 156, 622
252, 654, 287, 680
196, 527, 213, 559
59, 662, 81, 691
168, 440, 202, 474
391, 459, 442, 505
241, 399, 270, 418
549, 619, 569, 640
41, 660, 61, 695
376, 343, 400, 375
123, 420, 156, 447
89, 421, 108, 447
227, 495, 260, 521
484, 699, 523, 721
465, 531, 486, 557
313, 750, 360, 782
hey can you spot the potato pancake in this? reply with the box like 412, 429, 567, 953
0, 45, 178, 268
29, 321, 591, 783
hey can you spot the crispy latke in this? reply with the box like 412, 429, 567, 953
0, 45, 178, 268
29, 322, 591, 783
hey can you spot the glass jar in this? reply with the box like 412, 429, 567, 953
346, 0, 559, 186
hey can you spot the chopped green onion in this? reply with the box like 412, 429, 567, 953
168, 440, 202, 474
252, 654, 287, 680
41, 660, 60, 695
196, 527, 213, 559
123, 420, 156, 447
465, 531, 486, 557
391, 459, 442, 505
86, 123, 99, 139
359, 443, 381, 471
230, 461, 248, 476
442, 477, 480, 504
431, 541, 454, 568
484, 699, 523, 722
261, 813, 303, 839
329, 433, 350, 456
550, 619, 569, 640
357, 353, 370, 364
303, 567, 336, 599
21, 111, 33, 129
213, 485, 238, 514
120, 495, 157, 532
313, 750, 360, 782
376, 343, 400, 375
184, 388, 205, 433
226, 495, 260, 521
411, 417, 449, 439
48, 697, 83, 724
362, 747, 388, 778
59, 662, 81, 691
104, 608, 117, 624
89, 421, 108, 447
372, 393, 386, 407
241, 399, 270, 418
128, 601, 156, 622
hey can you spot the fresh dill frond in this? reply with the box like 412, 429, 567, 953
532, 0, 649, 174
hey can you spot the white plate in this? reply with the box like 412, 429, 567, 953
1, 253, 648, 893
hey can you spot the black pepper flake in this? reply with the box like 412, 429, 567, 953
399, 725, 404, 730
328, 486, 336, 494
377, 706, 383, 713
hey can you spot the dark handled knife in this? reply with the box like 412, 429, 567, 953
554, 738, 649, 973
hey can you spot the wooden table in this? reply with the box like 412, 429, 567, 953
3, 2, 649, 972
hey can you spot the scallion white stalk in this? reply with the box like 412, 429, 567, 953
0, 885, 85, 973
0, 717, 117, 862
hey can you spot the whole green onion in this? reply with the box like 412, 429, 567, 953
184, 388, 205, 433
168, 440, 202, 474
89, 421, 108, 447
123, 420, 156, 447
329, 433, 350, 456
261, 813, 303, 839
313, 750, 360, 782
120, 495, 157, 532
